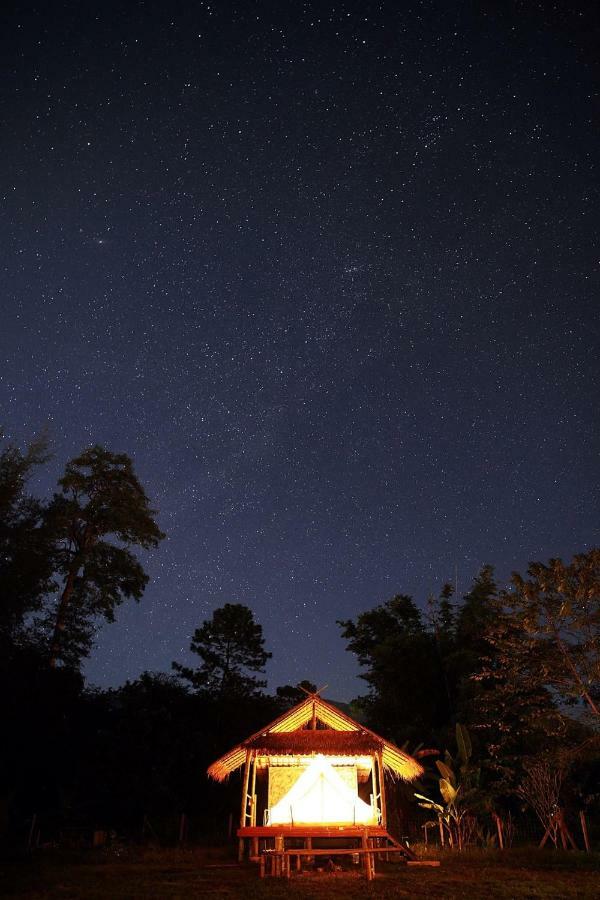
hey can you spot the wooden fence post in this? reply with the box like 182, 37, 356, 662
579, 811, 590, 852
492, 813, 504, 850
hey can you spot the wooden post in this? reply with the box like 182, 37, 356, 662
238, 750, 251, 862
259, 854, 265, 878
377, 751, 387, 828
559, 820, 568, 850
250, 752, 259, 858
492, 813, 504, 850
580, 811, 591, 853
361, 830, 369, 876
275, 835, 284, 877
539, 822, 551, 849
558, 810, 577, 850
250, 752, 257, 824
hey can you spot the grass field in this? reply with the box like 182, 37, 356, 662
1, 845, 599, 899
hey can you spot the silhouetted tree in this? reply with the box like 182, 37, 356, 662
446, 566, 499, 723
173, 603, 272, 698
275, 679, 318, 708
0, 437, 54, 649
339, 595, 446, 745
42, 446, 164, 668
474, 551, 600, 788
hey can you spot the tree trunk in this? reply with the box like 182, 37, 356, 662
49, 564, 79, 668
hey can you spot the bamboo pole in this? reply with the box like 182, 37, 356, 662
558, 811, 577, 850
250, 752, 259, 858
250, 752, 257, 825
238, 750, 251, 862
377, 751, 387, 828
580, 811, 591, 853
492, 812, 504, 850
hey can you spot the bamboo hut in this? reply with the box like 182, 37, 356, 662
208, 692, 423, 861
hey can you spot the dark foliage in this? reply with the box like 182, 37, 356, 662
1, 435, 598, 845
172, 602, 271, 698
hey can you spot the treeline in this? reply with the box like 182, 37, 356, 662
1, 439, 599, 844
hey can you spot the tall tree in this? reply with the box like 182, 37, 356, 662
470, 553, 600, 790
455, 565, 498, 657
339, 595, 446, 744
44, 446, 164, 668
448, 565, 498, 722
480, 551, 600, 725
0, 437, 53, 648
173, 603, 271, 698
428, 582, 457, 714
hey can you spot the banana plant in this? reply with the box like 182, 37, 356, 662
415, 724, 479, 850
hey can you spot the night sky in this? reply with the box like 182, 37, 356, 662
1, 2, 599, 700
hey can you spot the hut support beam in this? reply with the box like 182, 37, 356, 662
377, 751, 387, 829
249, 752, 259, 857
238, 751, 251, 862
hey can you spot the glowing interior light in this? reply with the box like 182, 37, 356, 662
269, 755, 377, 825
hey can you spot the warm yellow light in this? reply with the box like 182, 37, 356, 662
269, 756, 377, 825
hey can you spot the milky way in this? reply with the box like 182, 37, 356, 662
1, 2, 599, 698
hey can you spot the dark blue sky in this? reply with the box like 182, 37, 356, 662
1, 1, 599, 699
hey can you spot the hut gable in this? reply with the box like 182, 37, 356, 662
207, 693, 423, 783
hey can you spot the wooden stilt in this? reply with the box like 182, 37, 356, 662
274, 835, 283, 877
361, 830, 369, 876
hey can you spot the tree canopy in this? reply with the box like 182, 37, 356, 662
173, 602, 272, 698
45, 446, 165, 668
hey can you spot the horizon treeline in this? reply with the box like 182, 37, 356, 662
2, 438, 599, 841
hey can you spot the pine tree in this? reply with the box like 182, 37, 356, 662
173, 603, 271, 698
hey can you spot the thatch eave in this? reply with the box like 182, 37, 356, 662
206, 694, 423, 783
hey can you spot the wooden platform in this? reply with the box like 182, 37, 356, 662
238, 825, 391, 839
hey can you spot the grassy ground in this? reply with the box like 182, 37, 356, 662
1, 845, 599, 899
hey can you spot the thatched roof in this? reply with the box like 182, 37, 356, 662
207, 694, 423, 783
246, 729, 381, 756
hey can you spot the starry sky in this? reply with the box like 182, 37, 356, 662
1, 1, 599, 700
